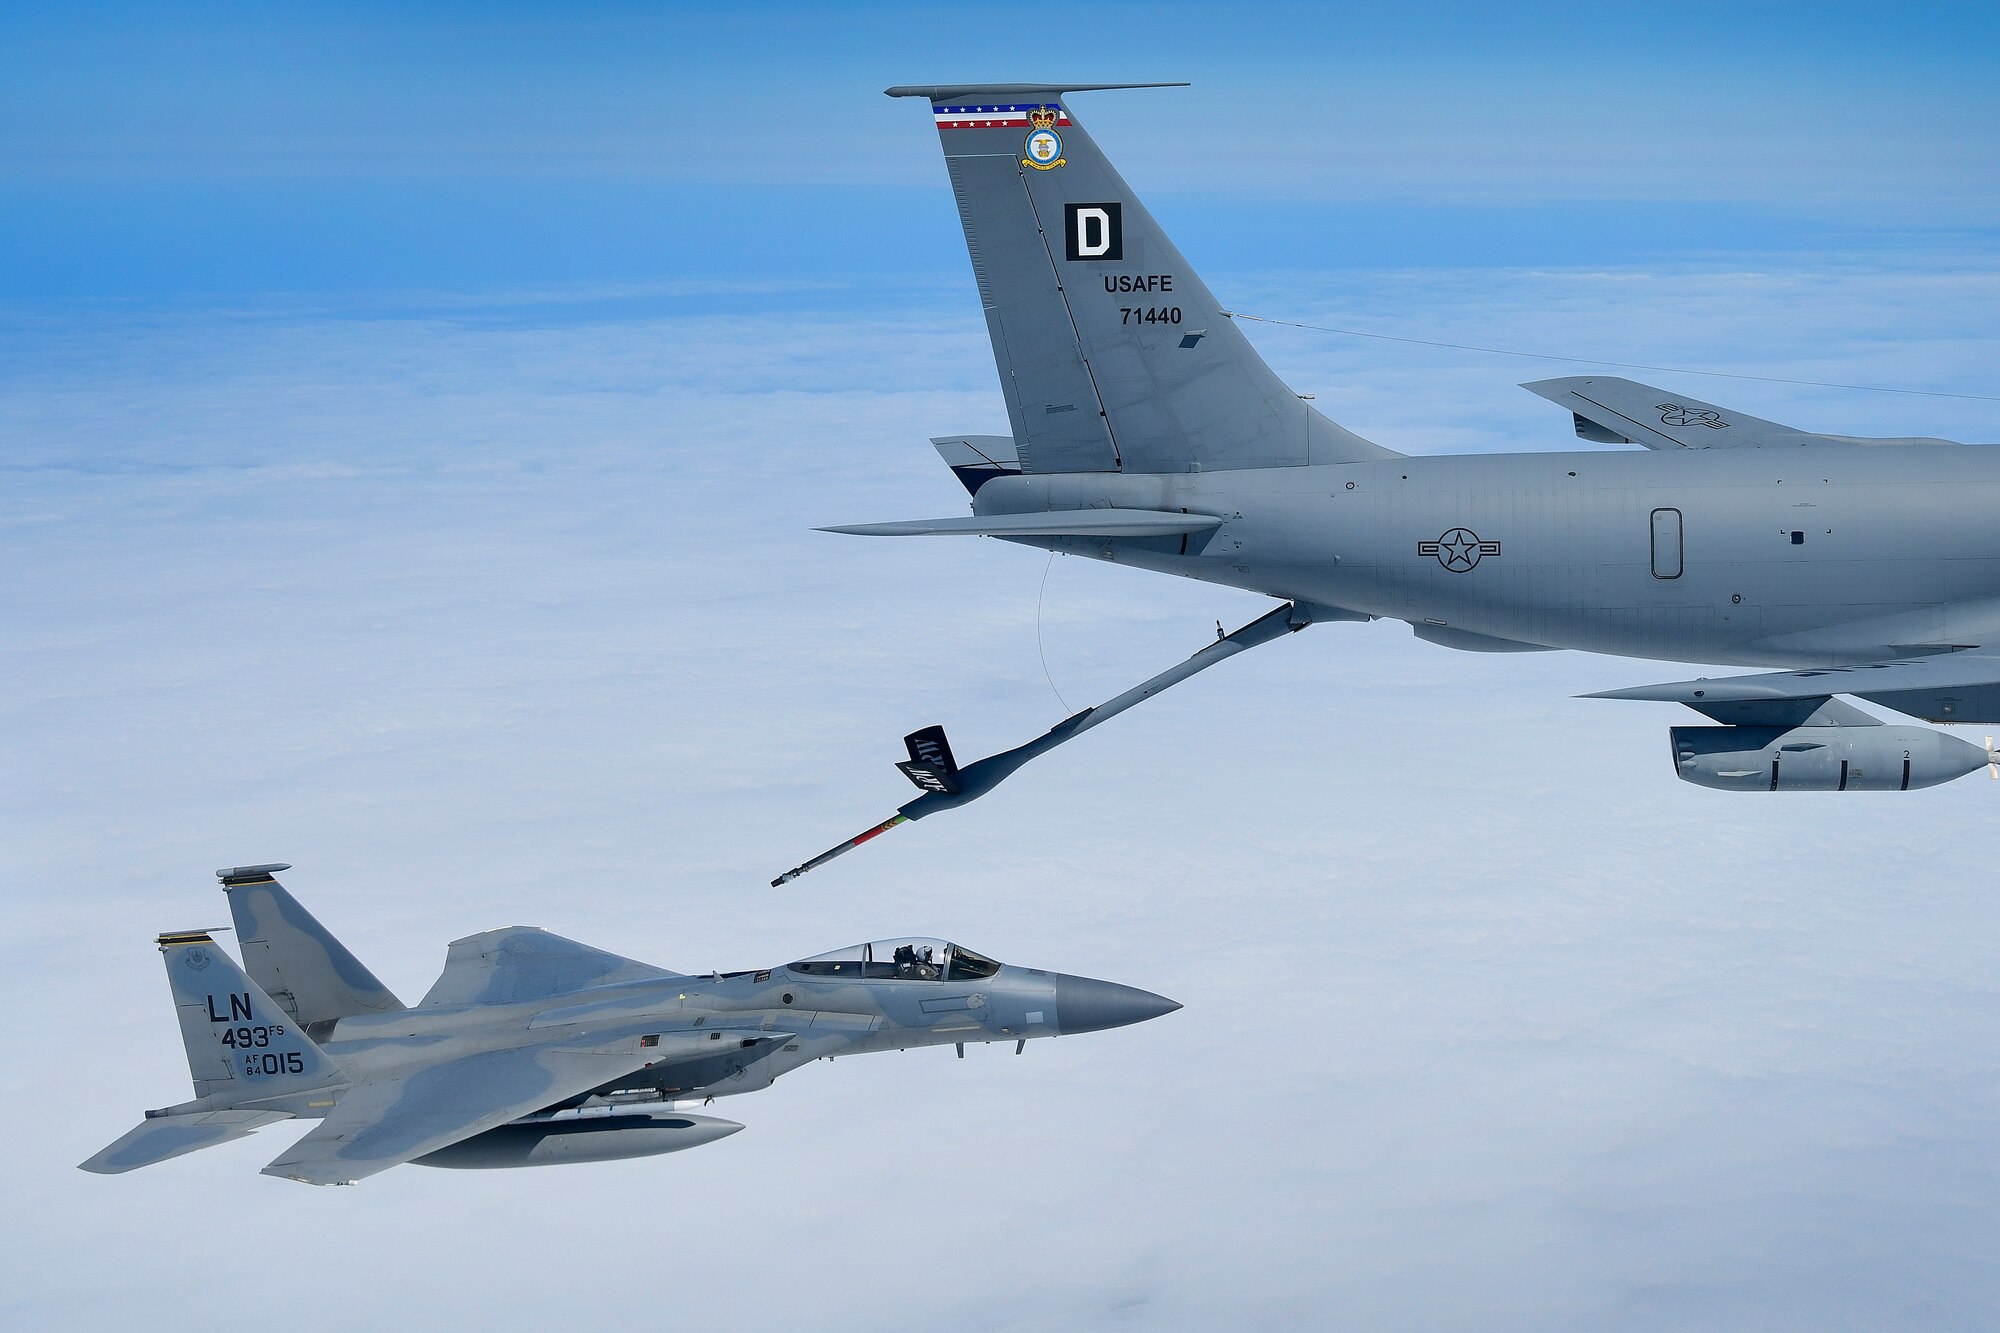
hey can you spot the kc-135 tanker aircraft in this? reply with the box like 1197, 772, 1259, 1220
776, 81, 2000, 882
82, 866, 1176, 1185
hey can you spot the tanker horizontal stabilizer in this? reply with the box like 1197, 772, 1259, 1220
819, 511, 1222, 538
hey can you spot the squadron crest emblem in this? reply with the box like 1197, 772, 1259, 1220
1021, 106, 1066, 171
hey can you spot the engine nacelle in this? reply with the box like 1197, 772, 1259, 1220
1671, 724, 1990, 791
413, 1110, 743, 1170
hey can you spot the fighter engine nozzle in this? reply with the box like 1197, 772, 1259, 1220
1053, 974, 1182, 1035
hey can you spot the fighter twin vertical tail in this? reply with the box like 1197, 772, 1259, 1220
221, 863, 403, 1032
80, 928, 347, 1175
158, 928, 345, 1104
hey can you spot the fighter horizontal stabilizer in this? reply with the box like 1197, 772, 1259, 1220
80, 1109, 291, 1175
819, 511, 1222, 538
81, 928, 345, 1177
1524, 376, 1964, 450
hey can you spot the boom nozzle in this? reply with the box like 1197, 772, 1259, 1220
771, 814, 909, 887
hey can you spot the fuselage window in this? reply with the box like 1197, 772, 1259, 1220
1650, 507, 1683, 579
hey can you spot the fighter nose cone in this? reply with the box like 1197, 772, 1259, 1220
1054, 974, 1182, 1035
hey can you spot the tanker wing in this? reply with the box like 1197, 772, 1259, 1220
1588, 655, 2000, 792
1525, 375, 1966, 450
1586, 651, 2000, 724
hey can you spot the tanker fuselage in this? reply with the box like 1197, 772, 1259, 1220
986, 444, 2000, 669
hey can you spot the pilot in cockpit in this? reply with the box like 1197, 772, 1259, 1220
892, 943, 939, 980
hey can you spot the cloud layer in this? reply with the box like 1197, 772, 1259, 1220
7, 243, 2000, 1328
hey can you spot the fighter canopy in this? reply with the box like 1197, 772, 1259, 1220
788, 937, 1002, 981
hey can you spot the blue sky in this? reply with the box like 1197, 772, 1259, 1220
8, 4, 2000, 1330
6, 1, 2000, 300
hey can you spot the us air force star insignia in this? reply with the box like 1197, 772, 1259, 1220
1656, 403, 1728, 429
1417, 527, 1502, 572
1021, 106, 1066, 171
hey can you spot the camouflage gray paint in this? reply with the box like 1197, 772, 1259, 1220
82, 866, 1177, 1185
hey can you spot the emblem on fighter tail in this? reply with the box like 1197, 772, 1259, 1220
1022, 106, 1067, 171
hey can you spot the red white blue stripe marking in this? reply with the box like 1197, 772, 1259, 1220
932, 103, 1072, 130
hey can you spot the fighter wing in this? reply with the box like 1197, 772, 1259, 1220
260, 1041, 654, 1185
419, 926, 681, 1008
1523, 376, 1964, 450
1588, 652, 2000, 724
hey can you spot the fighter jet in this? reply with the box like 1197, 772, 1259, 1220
776, 81, 2000, 880
81, 864, 1177, 1184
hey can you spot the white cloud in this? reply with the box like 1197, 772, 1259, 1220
6, 252, 2000, 1329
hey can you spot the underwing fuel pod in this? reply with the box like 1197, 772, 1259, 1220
1657, 697, 2000, 791
82, 865, 1178, 1185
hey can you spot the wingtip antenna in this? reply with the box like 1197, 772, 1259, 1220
156, 927, 233, 946
216, 862, 292, 885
